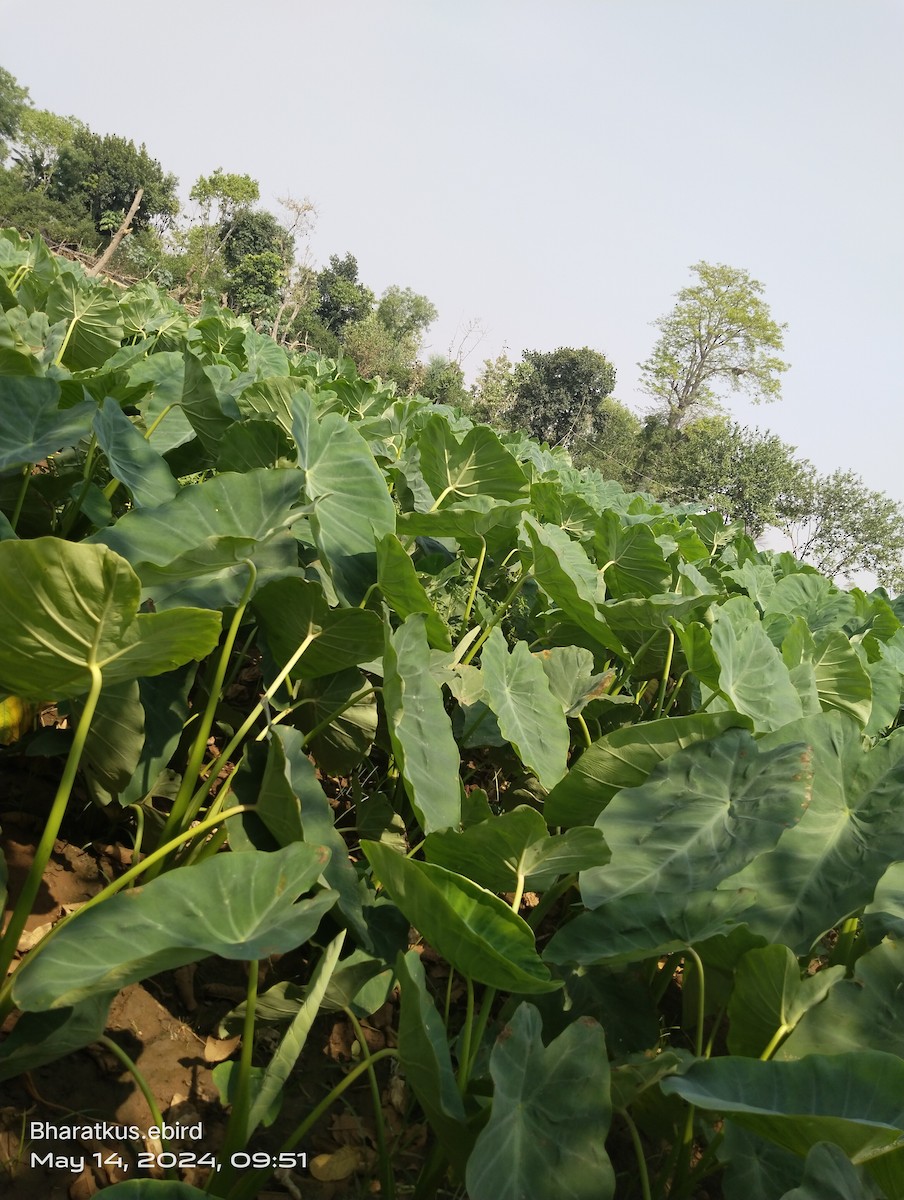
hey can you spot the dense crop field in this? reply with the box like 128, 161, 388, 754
1, 228, 904, 1199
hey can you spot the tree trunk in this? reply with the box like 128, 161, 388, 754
87, 188, 143, 277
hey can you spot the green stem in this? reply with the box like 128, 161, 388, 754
576, 713, 593, 749
59, 435, 97, 537
457, 976, 475, 1097
98, 1035, 176, 1178
654, 629, 675, 720
218, 959, 259, 1182
461, 536, 486, 628
619, 1108, 652, 1200
467, 985, 497, 1080
169, 625, 320, 844
152, 566, 257, 869
671, 948, 705, 1194
759, 1022, 792, 1062
462, 569, 529, 665
9, 464, 31, 533
662, 670, 688, 717
0, 664, 103, 1012
224, 1049, 398, 1200
345, 1007, 395, 1200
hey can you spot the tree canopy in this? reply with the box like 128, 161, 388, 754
639, 261, 789, 432
49, 128, 179, 232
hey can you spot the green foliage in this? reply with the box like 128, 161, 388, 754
50, 127, 179, 232
0, 230, 903, 1199
315, 251, 374, 334
639, 260, 789, 431
0, 65, 29, 152
780, 467, 904, 587
498, 345, 618, 450
649, 414, 805, 536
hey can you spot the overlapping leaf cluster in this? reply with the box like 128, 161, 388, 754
1, 229, 904, 1199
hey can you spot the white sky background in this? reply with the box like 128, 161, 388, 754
4, 0, 902, 505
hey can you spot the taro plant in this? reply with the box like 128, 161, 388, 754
1, 229, 904, 1198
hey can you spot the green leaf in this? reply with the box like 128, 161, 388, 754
418, 416, 529, 506
593, 510, 672, 597
292, 390, 396, 604
544, 889, 755, 967
0, 538, 222, 699
12, 844, 337, 1010
253, 577, 383, 680
246, 931, 345, 1134
0, 991, 115, 1082
727, 945, 845, 1058
780, 1142, 885, 1200
376, 532, 451, 650
75, 678, 145, 806
724, 714, 904, 953
544, 711, 753, 828
661, 1050, 904, 1162
779, 940, 904, 1061
383, 614, 461, 834
425, 806, 609, 892
362, 841, 558, 993
0, 377, 95, 471
811, 631, 873, 726
46, 275, 123, 370
246, 728, 367, 941
180, 348, 238, 455
89, 468, 304, 609
480, 628, 569, 790
217, 417, 296, 472
520, 514, 625, 657
711, 607, 804, 731
396, 951, 472, 1170
465, 1003, 614, 1200
579, 730, 810, 908
763, 573, 856, 638
93, 397, 178, 508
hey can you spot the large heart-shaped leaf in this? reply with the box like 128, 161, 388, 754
93, 397, 178, 508
579, 730, 810, 909
418, 416, 528, 506
0, 538, 221, 699
727, 944, 844, 1058
722, 713, 904, 953
425, 806, 609, 892
291, 390, 396, 604
0, 376, 95, 471
46, 274, 123, 369
12, 844, 336, 1010
544, 710, 752, 828
480, 628, 569, 790
465, 1003, 614, 1200
661, 1051, 904, 1162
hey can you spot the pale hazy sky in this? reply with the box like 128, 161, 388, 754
4, 0, 903, 503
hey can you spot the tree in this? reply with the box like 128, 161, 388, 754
50, 128, 178, 232
644, 415, 805, 536
778, 468, 904, 587
495, 346, 617, 450
0, 66, 29, 155
8, 108, 84, 192
315, 253, 374, 335
571, 397, 643, 486
639, 261, 789, 432
376, 285, 437, 343
418, 355, 469, 407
